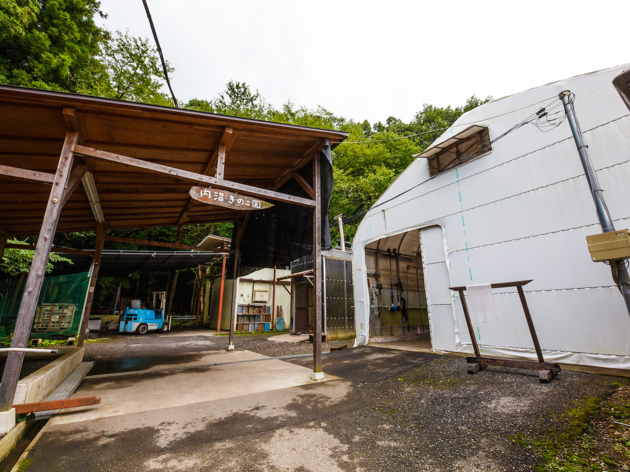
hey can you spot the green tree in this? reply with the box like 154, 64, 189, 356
84, 30, 174, 106
1, 240, 72, 276
186, 81, 270, 119
0, 0, 106, 92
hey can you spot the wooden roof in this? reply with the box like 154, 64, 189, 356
0, 85, 347, 236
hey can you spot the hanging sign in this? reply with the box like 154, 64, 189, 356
189, 186, 274, 211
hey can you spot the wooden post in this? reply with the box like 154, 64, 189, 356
216, 144, 226, 179
78, 222, 106, 347
228, 219, 242, 350
0, 131, 78, 412
203, 269, 211, 326
216, 255, 227, 333
458, 289, 481, 358
272, 266, 277, 329
517, 286, 545, 363
312, 150, 323, 380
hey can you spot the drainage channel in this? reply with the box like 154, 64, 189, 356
84, 353, 322, 379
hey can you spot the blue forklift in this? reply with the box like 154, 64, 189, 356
119, 291, 171, 335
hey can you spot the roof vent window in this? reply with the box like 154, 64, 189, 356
415, 125, 491, 176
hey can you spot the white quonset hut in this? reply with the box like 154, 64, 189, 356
352, 64, 630, 370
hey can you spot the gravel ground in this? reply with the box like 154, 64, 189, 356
76, 333, 623, 471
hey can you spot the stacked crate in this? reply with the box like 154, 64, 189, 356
34, 303, 77, 332
236, 305, 272, 332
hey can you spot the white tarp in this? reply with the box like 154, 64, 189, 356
352, 64, 630, 370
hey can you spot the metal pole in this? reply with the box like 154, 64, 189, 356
336, 215, 345, 251
312, 149, 323, 380
272, 266, 276, 329
560, 91, 630, 316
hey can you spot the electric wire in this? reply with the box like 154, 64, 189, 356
142, 0, 178, 107
367, 96, 566, 211
339, 95, 559, 145
331, 96, 567, 231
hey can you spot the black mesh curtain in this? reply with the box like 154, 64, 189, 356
231, 142, 333, 277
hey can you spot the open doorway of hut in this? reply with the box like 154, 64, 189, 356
364, 230, 430, 347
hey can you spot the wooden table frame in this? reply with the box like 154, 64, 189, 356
449, 280, 560, 383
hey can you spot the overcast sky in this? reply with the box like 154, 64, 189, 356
98, 0, 629, 124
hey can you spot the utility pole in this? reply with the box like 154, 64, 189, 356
336, 215, 345, 251
560, 90, 630, 317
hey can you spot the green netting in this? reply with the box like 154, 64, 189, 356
0, 272, 90, 339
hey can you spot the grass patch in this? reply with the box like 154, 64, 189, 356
514, 380, 630, 472
17, 458, 34, 471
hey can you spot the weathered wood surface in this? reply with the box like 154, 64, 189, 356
60, 164, 88, 208
0, 131, 78, 411
14, 396, 101, 414
292, 172, 314, 199
4, 244, 92, 255
104, 235, 228, 252
74, 145, 316, 208
78, 222, 106, 347
449, 280, 533, 291
458, 289, 481, 358
190, 186, 274, 211
0, 165, 55, 184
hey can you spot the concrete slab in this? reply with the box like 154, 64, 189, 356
49, 350, 337, 425
268, 333, 309, 343
13, 348, 84, 404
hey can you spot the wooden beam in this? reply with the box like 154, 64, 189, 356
0, 131, 78, 411
271, 140, 324, 192
0, 165, 55, 184
292, 172, 314, 199
61, 164, 88, 208
62, 107, 80, 133
0, 226, 13, 239
449, 280, 533, 291
74, 145, 315, 208
14, 396, 101, 415
104, 235, 233, 253
178, 127, 236, 225
276, 269, 314, 281
105, 235, 197, 251
4, 243, 93, 255
216, 143, 226, 179
78, 223, 106, 347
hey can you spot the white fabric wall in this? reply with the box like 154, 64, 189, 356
352, 64, 630, 369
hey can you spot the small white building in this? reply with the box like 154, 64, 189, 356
351, 64, 630, 370
208, 267, 292, 332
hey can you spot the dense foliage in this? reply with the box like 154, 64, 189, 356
185, 83, 489, 243
0, 0, 489, 309
0, 239, 72, 276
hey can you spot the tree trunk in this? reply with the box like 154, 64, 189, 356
167, 270, 178, 316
